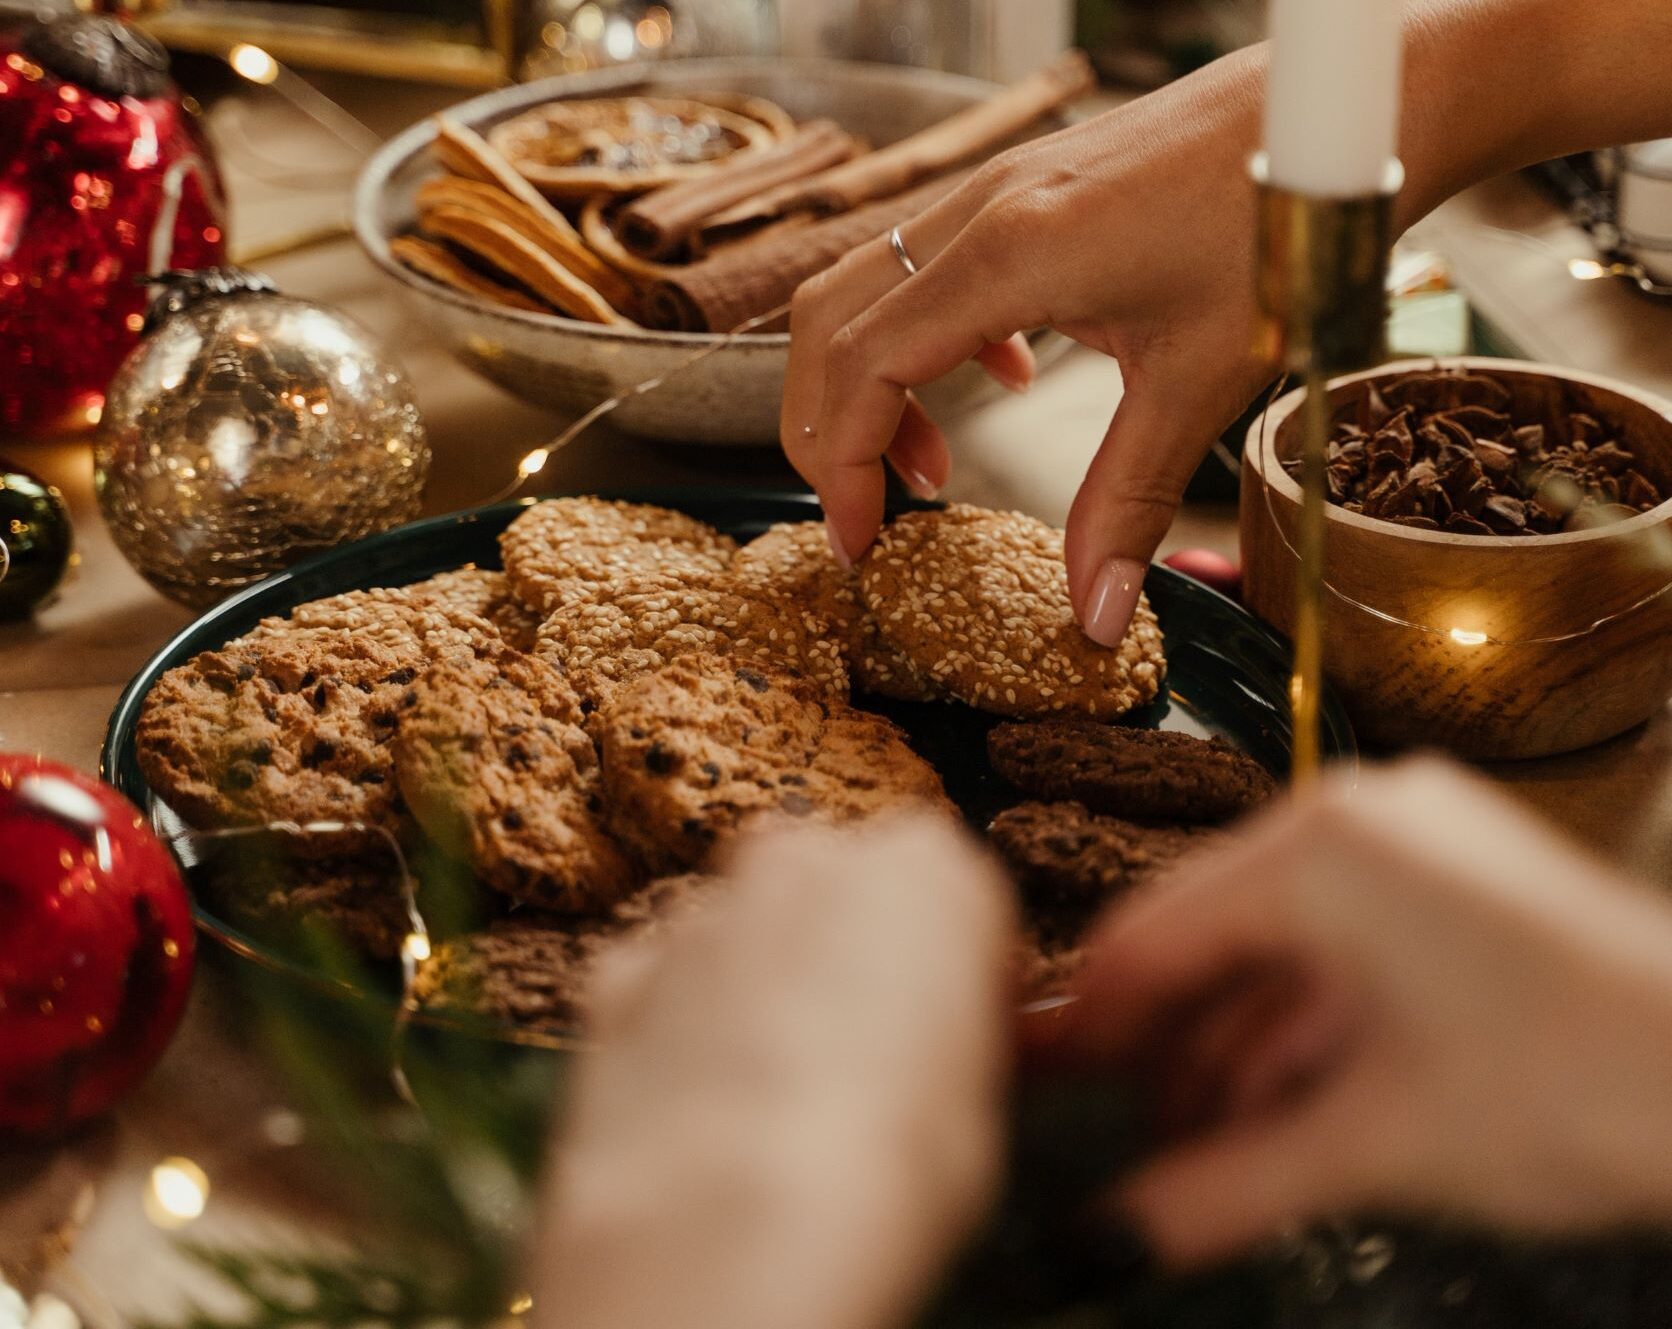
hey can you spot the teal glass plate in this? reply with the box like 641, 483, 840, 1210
101, 490, 1355, 1041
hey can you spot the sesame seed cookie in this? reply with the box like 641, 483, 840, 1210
137, 633, 429, 851
734, 521, 942, 703
404, 567, 546, 653
534, 571, 850, 710
393, 649, 636, 912
988, 722, 1275, 823
240, 585, 499, 662
859, 505, 1166, 720
597, 656, 950, 875
500, 496, 738, 614
413, 873, 721, 1032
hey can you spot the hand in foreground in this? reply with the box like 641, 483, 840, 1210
532, 815, 1016, 1329
1043, 758, 1672, 1267
782, 50, 1271, 645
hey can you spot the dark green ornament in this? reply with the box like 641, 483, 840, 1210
0, 461, 73, 618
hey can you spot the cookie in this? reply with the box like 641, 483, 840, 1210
137, 634, 429, 849
393, 649, 636, 912
241, 585, 498, 662
1017, 936, 1085, 1004
500, 497, 737, 614
860, 505, 1166, 719
404, 567, 545, 653
734, 521, 941, 702
988, 722, 1275, 823
535, 571, 849, 710
204, 855, 415, 959
414, 872, 721, 1032
989, 801, 1215, 942
597, 656, 949, 875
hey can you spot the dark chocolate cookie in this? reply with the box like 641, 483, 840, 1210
990, 801, 1217, 943
988, 722, 1275, 823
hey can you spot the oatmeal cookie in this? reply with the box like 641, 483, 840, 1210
734, 521, 941, 702
414, 872, 722, 1031
989, 801, 1215, 939
535, 571, 849, 710
860, 505, 1166, 719
137, 634, 429, 848
988, 722, 1275, 823
404, 567, 546, 653
500, 497, 737, 614
394, 649, 635, 911
598, 656, 949, 874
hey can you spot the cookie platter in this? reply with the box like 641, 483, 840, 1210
103, 490, 1355, 1047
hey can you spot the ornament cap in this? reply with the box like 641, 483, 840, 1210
20, 14, 172, 100
143, 267, 277, 335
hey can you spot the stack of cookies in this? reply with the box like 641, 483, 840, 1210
135, 497, 1187, 1035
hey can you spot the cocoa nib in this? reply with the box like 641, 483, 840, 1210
1282, 367, 1666, 536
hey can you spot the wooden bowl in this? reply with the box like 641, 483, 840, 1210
1240, 357, 1672, 759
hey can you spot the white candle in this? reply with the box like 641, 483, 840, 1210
1265, 0, 1403, 196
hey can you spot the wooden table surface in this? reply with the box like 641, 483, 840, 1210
2, 71, 1670, 1321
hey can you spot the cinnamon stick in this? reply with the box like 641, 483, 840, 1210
618, 120, 860, 260
646, 171, 971, 333
704, 50, 1094, 229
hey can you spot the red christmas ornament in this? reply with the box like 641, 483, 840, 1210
0, 754, 195, 1135
0, 15, 226, 437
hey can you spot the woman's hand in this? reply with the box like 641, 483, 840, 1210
782, 53, 1271, 644
1043, 759, 1672, 1267
783, 0, 1672, 645
533, 815, 1016, 1329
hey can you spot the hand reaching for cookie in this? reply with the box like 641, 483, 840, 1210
1040, 759, 1672, 1267
531, 815, 1015, 1329
783, 0, 1672, 644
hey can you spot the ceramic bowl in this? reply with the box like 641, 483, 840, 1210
1240, 357, 1672, 760
354, 58, 1058, 446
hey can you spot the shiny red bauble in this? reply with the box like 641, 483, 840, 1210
1162, 548, 1242, 601
0, 15, 226, 436
0, 755, 195, 1135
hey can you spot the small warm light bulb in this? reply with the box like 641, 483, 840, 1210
1568, 258, 1608, 281
229, 44, 279, 85
145, 1157, 209, 1227
508, 1294, 534, 1315
1449, 627, 1489, 648
518, 448, 550, 479
402, 931, 432, 963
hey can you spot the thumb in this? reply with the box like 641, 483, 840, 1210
1065, 350, 1262, 646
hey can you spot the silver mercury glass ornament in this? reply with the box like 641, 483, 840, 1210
94, 268, 430, 609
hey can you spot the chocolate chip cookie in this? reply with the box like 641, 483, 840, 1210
597, 656, 950, 875
137, 633, 429, 850
500, 496, 737, 614
535, 571, 849, 710
989, 801, 1216, 940
394, 649, 636, 912
414, 872, 721, 1032
988, 722, 1275, 823
860, 505, 1166, 719
203, 854, 416, 959
734, 521, 941, 702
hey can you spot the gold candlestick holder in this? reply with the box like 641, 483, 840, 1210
1251, 152, 1402, 785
